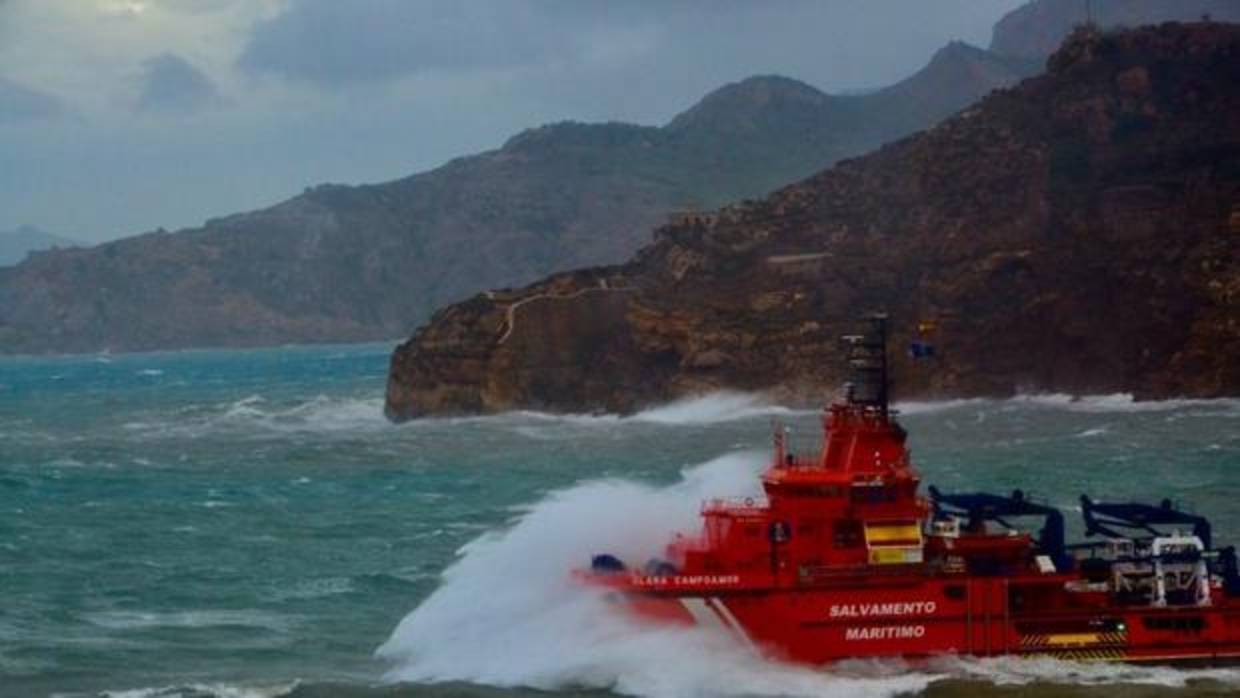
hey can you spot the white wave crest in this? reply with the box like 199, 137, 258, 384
1009, 393, 1240, 413
932, 653, 1240, 687
892, 398, 989, 416
83, 609, 294, 633
258, 394, 389, 432
500, 391, 1239, 430
129, 394, 392, 439
630, 392, 807, 425
98, 680, 299, 698
500, 392, 811, 428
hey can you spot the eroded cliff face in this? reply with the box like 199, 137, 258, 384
386, 24, 1240, 420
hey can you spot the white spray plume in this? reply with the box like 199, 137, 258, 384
376, 452, 938, 697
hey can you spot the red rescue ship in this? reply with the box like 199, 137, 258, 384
583, 315, 1240, 665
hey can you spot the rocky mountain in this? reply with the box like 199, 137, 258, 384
991, 0, 1240, 59
0, 40, 1032, 355
385, 23, 1240, 419
0, 226, 80, 267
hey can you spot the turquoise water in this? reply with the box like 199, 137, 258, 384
2, 344, 1239, 698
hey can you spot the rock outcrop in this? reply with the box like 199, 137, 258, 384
386, 24, 1240, 419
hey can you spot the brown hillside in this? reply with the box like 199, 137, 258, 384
386, 24, 1240, 419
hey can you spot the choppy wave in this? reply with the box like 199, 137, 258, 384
266, 577, 357, 602
104, 390, 1240, 445
212, 394, 390, 434
895, 394, 1240, 417
892, 398, 990, 415
504, 392, 810, 428
374, 453, 1240, 698
505, 392, 1240, 427
120, 394, 391, 440
932, 654, 1240, 687
628, 393, 807, 425
96, 681, 300, 698
84, 610, 295, 633
1006, 393, 1240, 414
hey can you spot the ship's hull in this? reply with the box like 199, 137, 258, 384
605, 575, 1240, 665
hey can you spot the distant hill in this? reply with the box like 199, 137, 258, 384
386, 23, 1240, 418
991, 0, 1240, 59
0, 41, 1032, 354
0, 226, 80, 267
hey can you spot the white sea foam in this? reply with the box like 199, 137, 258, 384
892, 398, 989, 416
1009, 393, 1240, 413
629, 392, 807, 425
131, 394, 392, 439
84, 610, 294, 633
377, 451, 1240, 698
221, 395, 268, 420
505, 392, 1239, 429
96, 681, 299, 698
269, 394, 388, 431
115, 389, 1238, 445
266, 576, 355, 602
504, 392, 811, 428
932, 653, 1240, 687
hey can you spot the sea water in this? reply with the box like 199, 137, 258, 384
2, 343, 1239, 698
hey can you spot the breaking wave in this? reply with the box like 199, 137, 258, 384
112, 390, 1240, 443
506, 392, 809, 428
84, 609, 295, 633
628, 393, 807, 425
122, 394, 391, 440
96, 681, 300, 698
892, 398, 989, 415
507, 392, 1240, 427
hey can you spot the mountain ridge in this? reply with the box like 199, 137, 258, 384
0, 41, 1032, 354
0, 225, 81, 267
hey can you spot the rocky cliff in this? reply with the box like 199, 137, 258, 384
0, 43, 1030, 355
386, 24, 1240, 419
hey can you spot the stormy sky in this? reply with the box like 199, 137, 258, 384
0, 0, 1028, 243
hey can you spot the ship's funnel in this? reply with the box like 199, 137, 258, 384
840, 313, 889, 414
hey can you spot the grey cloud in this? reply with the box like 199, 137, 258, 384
239, 0, 565, 84
237, 0, 1027, 94
136, 53, 220, 113
0, 77, 64, 123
